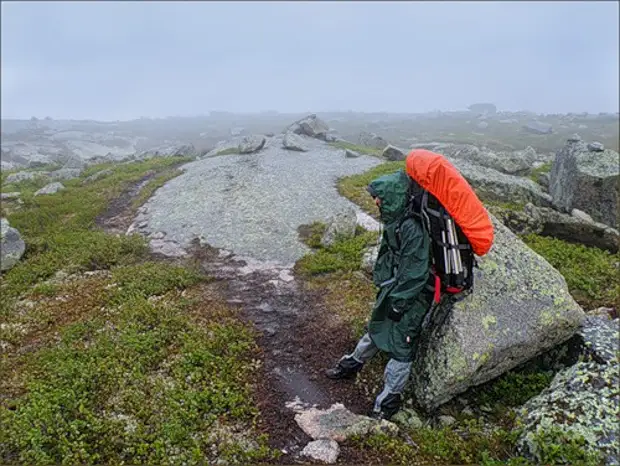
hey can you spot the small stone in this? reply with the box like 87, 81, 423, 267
345, 149, 361, 158
278, 269, 295, 282
567, 133, 582, 142
301, 439, 340, 464
392, 408, 424, 429
150, 231, 165, 240
461, 407, 475, 417
571, 209, 595, 224
438, 415, 457, 427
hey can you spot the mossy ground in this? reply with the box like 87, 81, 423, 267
329, 140, 383, 157
291, 159, 612, 465
0, 158, 277, 465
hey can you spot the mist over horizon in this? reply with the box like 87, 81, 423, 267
2, 1, 619, 121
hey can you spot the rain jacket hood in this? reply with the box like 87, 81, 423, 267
367, 169, 411, 225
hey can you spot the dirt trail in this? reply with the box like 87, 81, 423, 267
191, 243, 372, 459
98, 174, 373, 461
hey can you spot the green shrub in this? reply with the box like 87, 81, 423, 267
295, 230, 378, 276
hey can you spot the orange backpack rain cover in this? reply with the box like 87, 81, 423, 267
405, 149, 494, 256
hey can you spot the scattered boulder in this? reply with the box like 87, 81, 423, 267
442, 144, 541, 176
171, 144, 196, 157
515, 361, 619, 465
82, 168, 114, 184
301, 439, 340, 464
438, 415, 457, 427
359, 132, 389, 150
361, 245, 379, 274
321, 208, 358, 247
1, 192, 21, 201
587, 141, 605, 152
48, 168, 83, 181
524, 204, 619, 253
449, 159, 553, 208
477, 121, 489, 130
34, 182, 65, 196
1, 218, 26, 272
282, 132, 308, 152
550, 137, 619, 228
238, 135, 266, 154
345, 149, 361, 158
392, 408, 425, 429
5, 170, 49, 185
487, 206, 543, 237
523, 121, 553, 135
412, 215, 585, 412
382, 144, 407, 161
287, 114, 330, 140
293, 403, 398, 442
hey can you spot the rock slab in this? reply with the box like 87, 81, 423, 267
294, 403, 398, 442
412, 215, 585, 411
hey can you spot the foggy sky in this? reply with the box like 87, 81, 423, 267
1, 1, 619, 120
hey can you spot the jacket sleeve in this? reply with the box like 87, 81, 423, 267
388, 219, 430, 313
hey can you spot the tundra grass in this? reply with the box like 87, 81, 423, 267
0, 157, 276, 465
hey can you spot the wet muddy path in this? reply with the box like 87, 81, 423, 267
191, 243, 372, 459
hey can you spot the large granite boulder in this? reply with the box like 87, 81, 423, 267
516, 360, 619, 465
411, 215, 585, 411
441, 144, 550, 176
238, 135, 266, 154
550, 136, 619, 228
382, 144, 407, 161
48, 168, 83, 181
449, 159, 553, 207
286, 114, 330, 140
1, 218, 26, 272
524, 204, 619, 253
282, 132, 308, 152
359, 132, 389, 150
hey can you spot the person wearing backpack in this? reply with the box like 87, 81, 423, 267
325, 168, 434, 421
325, 149, 494, 421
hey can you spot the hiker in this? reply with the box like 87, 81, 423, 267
325, 168, 434, 421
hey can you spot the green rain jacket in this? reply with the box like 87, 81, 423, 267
368, 169, 433, 362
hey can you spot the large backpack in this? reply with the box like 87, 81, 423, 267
400, 149, 494, 304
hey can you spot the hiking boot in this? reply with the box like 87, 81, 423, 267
370, 393, 402, 421
325, 357, 363, 380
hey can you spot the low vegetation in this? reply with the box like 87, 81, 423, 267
1, 158, 276, 465
522, 234, 620, 309
329, 140, 383, 157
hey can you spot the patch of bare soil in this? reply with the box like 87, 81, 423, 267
189, 242, 375, 463
95, 170, 157, 234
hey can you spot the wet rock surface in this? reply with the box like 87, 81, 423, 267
132, 136, 381, 264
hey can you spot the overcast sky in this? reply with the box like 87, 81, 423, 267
1, 1, 618, 120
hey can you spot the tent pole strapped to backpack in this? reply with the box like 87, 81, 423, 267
404, 149, 495, 302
